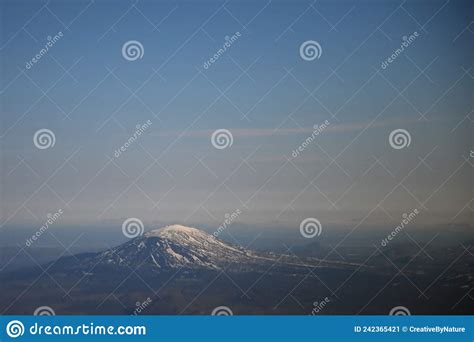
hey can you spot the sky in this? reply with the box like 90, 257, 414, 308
0, 0, 472, 233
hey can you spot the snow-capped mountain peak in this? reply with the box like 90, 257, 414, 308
48, 224, 363, 276
85, 224, 253, 271
145, 224, 208, 239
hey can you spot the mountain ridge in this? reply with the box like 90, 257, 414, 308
47, 224, 367, 277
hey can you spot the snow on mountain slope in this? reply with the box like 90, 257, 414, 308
49, 224, 365, 274
94, 224, 256, 270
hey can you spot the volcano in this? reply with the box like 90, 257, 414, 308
92, 224, 257, 270
49, 224, 361, 275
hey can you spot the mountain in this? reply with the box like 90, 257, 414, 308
50, 224, 274, 274
95, 224, 257, 270
1, 224, 472, 315
49, 224, 363, 275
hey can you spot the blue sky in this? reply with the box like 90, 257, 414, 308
0, 0, 472, 231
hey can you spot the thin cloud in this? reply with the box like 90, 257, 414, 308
153, 116, 428, 138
